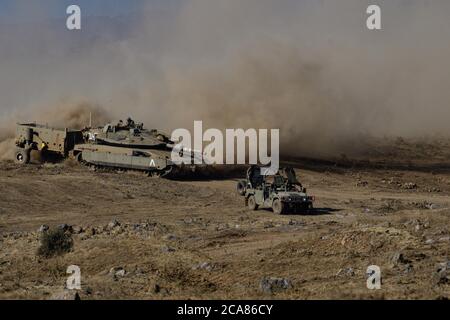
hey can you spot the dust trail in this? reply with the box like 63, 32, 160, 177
1, 0, 450, 159
34, 101, 112, 129
0, 113, 17, 160
0, 102, 112, 160
0, 139, 15, 161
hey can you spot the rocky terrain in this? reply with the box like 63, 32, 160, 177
0, 154, 449, 299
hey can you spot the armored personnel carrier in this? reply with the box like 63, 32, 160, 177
14, 118, 174, 177
237, 166, 314, 214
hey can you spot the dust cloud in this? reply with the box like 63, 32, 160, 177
34, 101, 111, 129
0, 101, 109, 160
1, 0, 450, 159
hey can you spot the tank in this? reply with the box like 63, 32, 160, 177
84, 118, 173, 149
74, 118, 174, 177
15, 118, 175, 177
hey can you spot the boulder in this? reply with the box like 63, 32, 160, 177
434, 261, 449, 285
259, 277, 292, 294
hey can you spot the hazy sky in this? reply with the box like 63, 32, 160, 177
0, 0, 178, 21
1, 0, 450, 159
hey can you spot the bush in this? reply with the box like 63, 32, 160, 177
37, 228, 73, 258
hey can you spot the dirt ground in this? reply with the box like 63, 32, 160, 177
0, 146, 449, 299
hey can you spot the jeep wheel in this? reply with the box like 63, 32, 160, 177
272, 199, 285, 215
236, 180, 246, 196
247, 195, 258, 211
15, 148, 30, 165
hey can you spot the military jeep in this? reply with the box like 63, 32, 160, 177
237, 166, 314, 214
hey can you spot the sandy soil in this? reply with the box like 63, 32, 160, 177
0, 152, 449, 300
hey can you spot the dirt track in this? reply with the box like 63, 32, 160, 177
0, 158, 449, 299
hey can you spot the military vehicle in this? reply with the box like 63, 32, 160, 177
83, 117, 173, 149
237, 166, 314, 214
75, 118, 174, 176
14, 118, 175, 177
15, 123, 84, 164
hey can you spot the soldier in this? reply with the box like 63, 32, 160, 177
126, 117, 135, 128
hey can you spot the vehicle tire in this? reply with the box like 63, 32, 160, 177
14, 148, 30, 165
75, 152, 83, 163
272, 199, 285, 215
236, 180, 246, 196
247, 195, 258, 211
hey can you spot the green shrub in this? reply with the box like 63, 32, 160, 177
37, 228, 73, 258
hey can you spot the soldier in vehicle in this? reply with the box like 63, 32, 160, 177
236, 165, 314, 214
126, 117, 135, 128
118, 120, 124, 126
